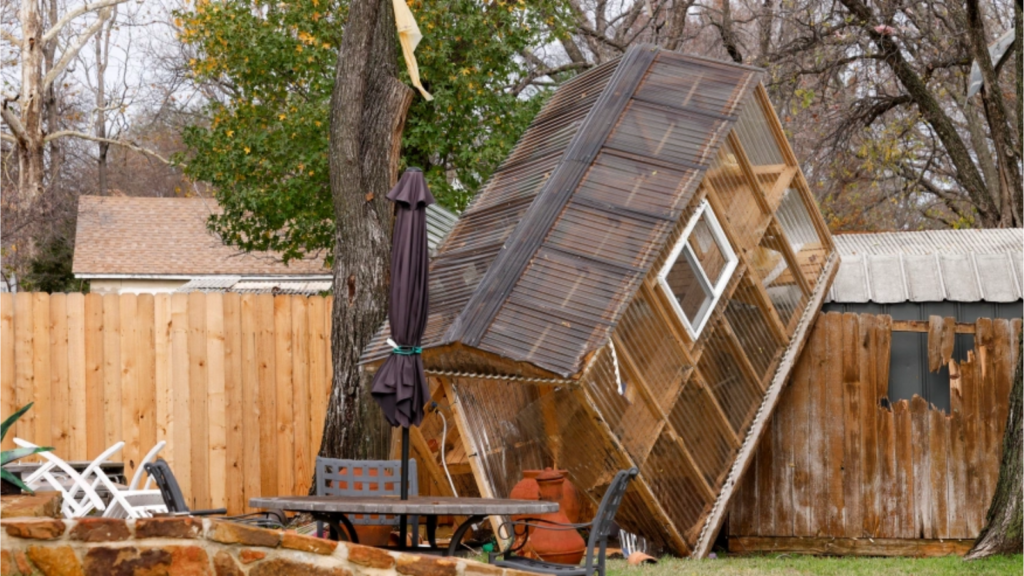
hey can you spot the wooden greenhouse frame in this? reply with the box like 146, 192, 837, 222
362, 45, 839, 557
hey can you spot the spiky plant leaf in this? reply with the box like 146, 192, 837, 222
1, 402, 34, 440
0, 468, 34, 495
1, 446, 53, 466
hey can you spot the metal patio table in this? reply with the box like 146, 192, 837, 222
249, 495, 557, 556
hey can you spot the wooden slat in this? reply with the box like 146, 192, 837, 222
840, 312, 862, 536
876, 401, 897, 538
49, 294, 70, 457
307, 296, 329, 458
223, 293, 245, 514
32, 293, 51, 454
910, 395, 931, 539
1, 294, 14, 451
206, 293, 227, 511
120, 294, 140, 481
823, 314, 846, 537
240, 294, 262, 512
170, 293, 192, 502
806, 319, 829, 537
256, 294, 277, 498
927, 316, 943, 373
928, 407, 949, 538
892, 399, 915, 539
789, 316, 813, 536
102, 294, 121, 453
136, 294, 157, 481
859, 314, 879, 537
188, 292, 211, 509
947, 404, 968, 538
13, 294, 34, 445
66, 293, 87, 460
729, 536, 974, 557
273, 296, 295, 497
84, 293, 105, 458
154, 295, 172, 469
974, 318, 995, 505
291, 297, 311, 496
961, 350, 982, 535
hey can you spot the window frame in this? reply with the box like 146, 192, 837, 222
657, 200, 739, 339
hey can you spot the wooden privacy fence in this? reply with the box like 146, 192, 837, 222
1, 292, 333, 514
728, 312, 1021, 556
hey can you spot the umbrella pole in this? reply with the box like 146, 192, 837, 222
399, 426, 410, 546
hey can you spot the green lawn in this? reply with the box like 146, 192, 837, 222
600, 554, 1023, 576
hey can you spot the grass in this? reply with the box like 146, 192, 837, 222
600, 554, 1023, 576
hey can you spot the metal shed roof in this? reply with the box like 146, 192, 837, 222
827, 228, 1023, 303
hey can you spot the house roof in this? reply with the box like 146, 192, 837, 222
363, 46, 763, 376
74, 196, 459, 279
827, 228, 1023, 303
74, 196, 329, 277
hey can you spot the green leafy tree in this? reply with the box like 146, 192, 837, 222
176, 0, 570, 262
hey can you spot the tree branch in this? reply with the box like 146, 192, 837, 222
42, 6, 112, 92
41, 0, 128, 44
0, 105, 26, 142
44, 130, 172, 164
1, 131, 17, 143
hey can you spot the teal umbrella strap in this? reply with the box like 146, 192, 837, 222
392, 345, 422, 355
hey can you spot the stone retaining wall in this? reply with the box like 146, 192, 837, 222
0, 517, 526, 576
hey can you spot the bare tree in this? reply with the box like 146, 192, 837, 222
1, 0, 171, 206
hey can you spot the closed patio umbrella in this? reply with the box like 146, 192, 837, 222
371, 167, 434, 546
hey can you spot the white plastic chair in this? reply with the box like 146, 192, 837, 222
99, 441, 168, 519
13, 438, 121, 518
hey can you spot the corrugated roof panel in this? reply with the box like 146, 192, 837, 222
938, 254, 982, 302
832, 228, 1021, 255
866, 255, 906, 303
974, 253, 1021, 301
902, 254, 944, 302
827, 229, 1023, 303
829, 253, 869, 303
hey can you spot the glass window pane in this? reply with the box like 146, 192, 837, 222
666, 247, 712, 323
687, 214, 728, 287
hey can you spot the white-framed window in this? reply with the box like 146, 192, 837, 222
656, 200, 738, 339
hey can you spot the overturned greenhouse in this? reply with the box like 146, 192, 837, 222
361, 45, 838, 557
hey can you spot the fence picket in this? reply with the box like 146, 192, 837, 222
1, 294, 14, 451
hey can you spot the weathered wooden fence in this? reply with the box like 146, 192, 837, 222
1, 292, 333, 514
728, 312, 1021, 556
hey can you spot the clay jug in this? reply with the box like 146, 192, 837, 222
529, 469, 586, 565
509, 470, 542, 519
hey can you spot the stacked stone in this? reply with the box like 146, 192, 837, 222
0, 517, 531, 576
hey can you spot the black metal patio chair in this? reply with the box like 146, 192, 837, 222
144, 459, 286, 528
488, 467, 639, 576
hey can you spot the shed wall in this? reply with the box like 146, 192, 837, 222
728, 313, 1021, 553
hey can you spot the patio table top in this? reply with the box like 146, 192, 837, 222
248, 495, 558, 516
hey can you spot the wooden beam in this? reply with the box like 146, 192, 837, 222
726, 132, 772, 216
892, 319, 977, 334
439, 376, 506, 541
570, 385, 693, 556
729, 536, 974, 558
409, 424, 455, 498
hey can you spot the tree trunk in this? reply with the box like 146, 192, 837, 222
320, 0, 414, 461
965, 330, 1023, 559
95, 28, 109, 195
17, 0, 45, 205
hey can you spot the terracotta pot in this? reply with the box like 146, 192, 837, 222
529, 469, 586, 565
510, 469, 582, 523
355, 524, 394, 547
